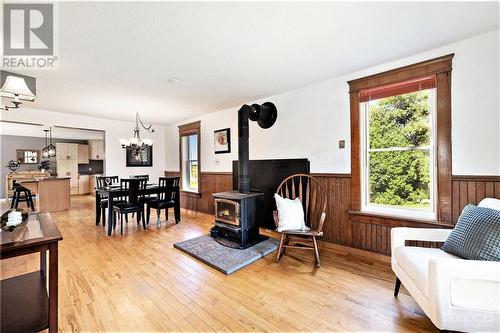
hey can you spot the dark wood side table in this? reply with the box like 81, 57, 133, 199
0, 213, 63, 333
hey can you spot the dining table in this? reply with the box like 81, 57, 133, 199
95, 182, 180, 235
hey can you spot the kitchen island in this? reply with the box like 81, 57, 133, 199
19, 177, 71, 212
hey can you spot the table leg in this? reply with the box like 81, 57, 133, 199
174, 196, 181, 223
107, 192, 114, 236
48, 243, 58, 332
95, 191, 101, 225
40, 250, 47, 281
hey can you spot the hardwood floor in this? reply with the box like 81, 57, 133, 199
1, 195, 438, 332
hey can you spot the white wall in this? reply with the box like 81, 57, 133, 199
165, 30, 500, 176
1, 108, 166, 181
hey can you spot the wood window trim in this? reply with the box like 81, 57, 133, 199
178, 121, 201, 194
348, 54, 454, 224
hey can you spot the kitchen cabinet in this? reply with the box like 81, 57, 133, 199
57, 159, 78, 195
78, 144, 89, 164
78, 175, 90, 194
89, 174, 101, 192
56, 143, 78, 160
57, 143, 80, 195
89, 140, 105, 160
55, 143, 66, 159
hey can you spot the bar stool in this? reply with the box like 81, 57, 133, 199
11, 183, 35, 211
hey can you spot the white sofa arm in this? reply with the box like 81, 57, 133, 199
391, 227, 452, 266
428, 258, 500, 330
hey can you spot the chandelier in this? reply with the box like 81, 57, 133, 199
42, 127, 56, 158
119, 113, 154, 159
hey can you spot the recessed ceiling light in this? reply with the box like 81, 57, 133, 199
168, 78, 180, 85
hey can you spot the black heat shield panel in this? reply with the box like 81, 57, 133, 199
232, 158, 310, 229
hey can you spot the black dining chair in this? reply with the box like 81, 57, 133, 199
113, 179, 147, 234
130, 175, 156, 217
96, 176, 121, 226
10, 180, 35, 211
97, 175, 120, 187
146, 177, 180, 227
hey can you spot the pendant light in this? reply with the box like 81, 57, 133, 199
42, 129, 50, 158
42, 127, 56, 158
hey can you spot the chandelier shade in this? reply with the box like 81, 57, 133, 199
1, 70, 36, 111
0, 75, 36, 101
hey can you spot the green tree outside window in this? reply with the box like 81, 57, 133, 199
367, 91, 432, 210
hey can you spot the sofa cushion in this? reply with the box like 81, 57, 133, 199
395, 246, 460, 296
442, 204, 500, 261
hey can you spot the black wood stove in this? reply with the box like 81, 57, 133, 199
210, 102, 278, 249
211, 191, 264, 248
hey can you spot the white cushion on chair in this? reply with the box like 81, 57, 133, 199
395, 246, 460, 296
274, 193, 307, 232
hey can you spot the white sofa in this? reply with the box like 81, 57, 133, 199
391, 198, 500, 332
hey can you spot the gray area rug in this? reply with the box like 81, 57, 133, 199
174, 235, 279, 274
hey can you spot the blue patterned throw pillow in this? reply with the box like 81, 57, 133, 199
442, 204, 500, 261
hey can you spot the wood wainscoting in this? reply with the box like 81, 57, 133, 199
165, 171, 232, 215
165, 171, 500, 256
452, 175, 500, 222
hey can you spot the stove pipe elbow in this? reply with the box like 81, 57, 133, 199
237, 102, 277, 193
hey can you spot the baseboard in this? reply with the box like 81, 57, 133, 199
319, 241, 391, 263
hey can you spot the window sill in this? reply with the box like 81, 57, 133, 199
181, 190, 201, 198
349, 210, 454, 228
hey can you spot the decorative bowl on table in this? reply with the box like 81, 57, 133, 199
0, 209, 29, 232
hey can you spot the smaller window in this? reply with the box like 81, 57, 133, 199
181, 134, 199, 191
179, 122, 201, 193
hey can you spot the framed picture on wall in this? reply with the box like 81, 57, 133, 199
214, 128, 231, 154
126, 146, 153, 167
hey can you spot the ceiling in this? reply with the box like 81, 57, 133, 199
0, 122, 104, 140
11, 1, 500, 125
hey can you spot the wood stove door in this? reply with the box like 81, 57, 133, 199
215, 199, 240, 226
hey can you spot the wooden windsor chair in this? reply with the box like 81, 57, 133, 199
273, 174, 327, 267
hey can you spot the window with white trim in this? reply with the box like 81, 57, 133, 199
179, 121, 201, 193
360, 76, 437, 219
181, 134, 199, 192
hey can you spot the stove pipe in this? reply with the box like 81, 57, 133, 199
238, 102, 277, 193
